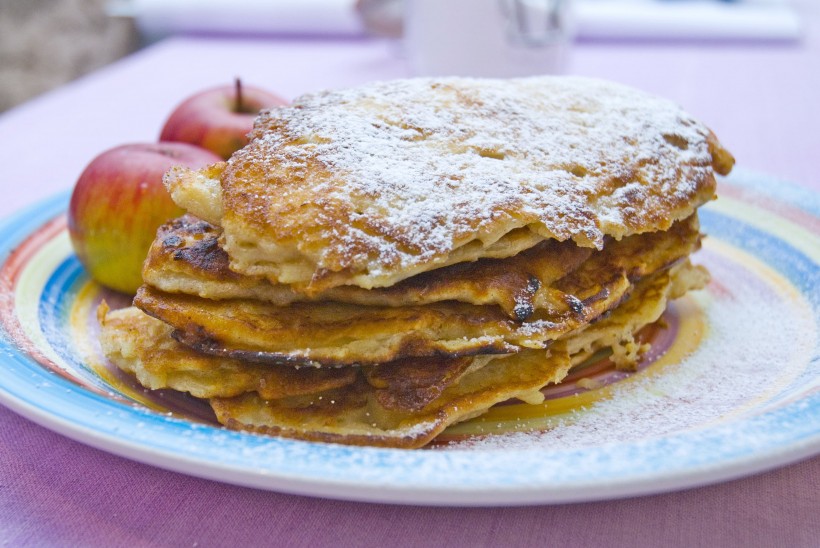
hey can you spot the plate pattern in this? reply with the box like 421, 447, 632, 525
0, 169, 817, 505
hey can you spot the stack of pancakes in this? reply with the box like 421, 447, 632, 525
99, 76, 734, 448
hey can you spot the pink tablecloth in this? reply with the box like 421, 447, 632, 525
1, 2, 818, 545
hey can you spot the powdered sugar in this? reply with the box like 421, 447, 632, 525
235, 77, 718, 277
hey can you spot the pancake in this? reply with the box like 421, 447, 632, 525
165, 76, 733, 293
98, 303, 357, 400
101, 260, 702, 448
133, 214, 703, 366
100, 76, 731, 449
142, 214, 592, 321
101, 302, 505, 414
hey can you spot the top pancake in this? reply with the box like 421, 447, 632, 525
166, 76, 733, 292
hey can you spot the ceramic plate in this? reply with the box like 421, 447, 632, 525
0, 168, 817, 506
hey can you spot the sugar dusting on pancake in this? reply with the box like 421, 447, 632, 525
201, 76, 733, 290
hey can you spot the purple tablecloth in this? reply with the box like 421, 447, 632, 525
1, 2, 818, 545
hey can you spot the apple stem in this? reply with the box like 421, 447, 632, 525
235, 77, 244, 114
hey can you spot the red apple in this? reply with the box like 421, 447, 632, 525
159, 79, 288, 160
68, 142, 221, 294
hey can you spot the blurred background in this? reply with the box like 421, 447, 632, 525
0, 0, 137, 112
0, 0, 802, 112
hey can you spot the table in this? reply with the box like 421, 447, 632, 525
1, 3, 818, 545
